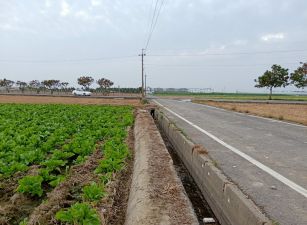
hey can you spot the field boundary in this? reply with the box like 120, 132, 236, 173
0, 93, 141, 99
154, 109, 272, 225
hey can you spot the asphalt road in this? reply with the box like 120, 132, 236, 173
154, 99, 307, 225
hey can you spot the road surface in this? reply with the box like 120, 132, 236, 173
154, 99, 307, 225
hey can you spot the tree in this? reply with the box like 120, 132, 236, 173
290, 64, 307, 89
42, 80, 60, 94
16, 81, 27, 93
60, 82, 69, 93
29, 80, 42, 94
97, 78, 114, 95
254, 64, 289, 100
77, 76, 94, 90
0, 78, 15, 93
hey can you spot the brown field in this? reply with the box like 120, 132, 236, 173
193, 100, 307, 126
0, 95, 141, 106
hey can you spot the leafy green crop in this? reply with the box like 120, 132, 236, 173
17, 175, 44, 197
82, 182, 106, 202
0, 104, 134, 221
55, 202, 101, 225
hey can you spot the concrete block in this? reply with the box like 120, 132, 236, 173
155, 109, 272, 225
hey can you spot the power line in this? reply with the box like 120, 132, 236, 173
148, 49, 307, 57
145, 62, 300, 68
0, 55, 138, 64
144, 0, 156, 47
144, 0, 160, 50
144, 0, 165, 51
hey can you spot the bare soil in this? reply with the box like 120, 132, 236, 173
0, 166, 41, 225
0, 95, 141, 106
105, 127, 134, 225
27, 149, 103, 225
193, 100, 307, 126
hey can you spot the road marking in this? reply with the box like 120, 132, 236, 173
153, 100, 307, 198
190, 101, 307, 128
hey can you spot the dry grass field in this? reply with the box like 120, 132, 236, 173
193, 100, 307, 126
0, 95, 141, 106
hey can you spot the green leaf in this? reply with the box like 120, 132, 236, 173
82, 182, 106, 202
55, 203, 100, 225
17, 175, 44, 197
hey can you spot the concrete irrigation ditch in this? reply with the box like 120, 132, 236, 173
152, 108, 273, 225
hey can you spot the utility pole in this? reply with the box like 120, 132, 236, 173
139, 49, 146, 98
145, 74, 147, 96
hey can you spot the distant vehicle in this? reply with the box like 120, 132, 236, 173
72, 90, 92, 96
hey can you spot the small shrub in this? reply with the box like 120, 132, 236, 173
82, 182, 106, 202
278, 115, 284, 120
17, 175, 44, 197
55, 202, 100, 225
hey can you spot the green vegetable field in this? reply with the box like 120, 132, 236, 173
0, 104, 134, 225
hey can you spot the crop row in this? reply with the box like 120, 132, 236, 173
0, 104, 133, 224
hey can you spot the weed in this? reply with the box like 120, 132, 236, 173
278, 115, 284, 120
19, 218, 28, 225
141, 98, 149, 104
231, 106, 236, 110
100, 172, 113, 185
212, 160, 218, 168
272, 220, 280, 225
244, 110, 249, 113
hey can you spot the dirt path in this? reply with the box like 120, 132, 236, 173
0, 95, 140, 106
125, 110, 198, 225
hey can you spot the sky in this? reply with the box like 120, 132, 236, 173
0, 0, 307, 92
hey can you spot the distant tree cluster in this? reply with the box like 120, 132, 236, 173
255, 63, 307, 99
0, 79, 72, 94
0, 75, 140, 95
77, 76, 115, 95
0, 78, 14, 93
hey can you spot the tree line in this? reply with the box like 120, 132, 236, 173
0, 76, 141, 95
255, 63, 307, 99
0, 79, 70, 94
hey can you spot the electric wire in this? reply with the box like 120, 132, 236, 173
144, 0, 165, 51
0, 55, 138, 64
148, 49, 307, 57
145, 62, 299, 68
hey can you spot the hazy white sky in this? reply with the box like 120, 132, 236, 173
0, 0, 307, 92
